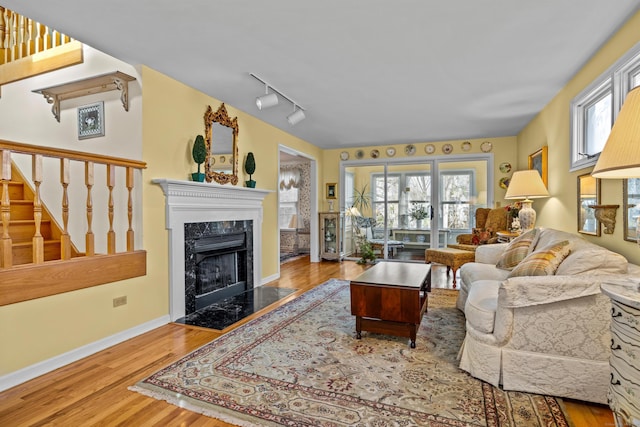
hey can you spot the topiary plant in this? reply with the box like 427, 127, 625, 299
191, 135, 206, 182
245, 152, 256, 187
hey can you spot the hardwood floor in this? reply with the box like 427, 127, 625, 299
0, 257, 614, 426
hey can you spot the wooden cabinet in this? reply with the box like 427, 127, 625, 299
600, 283, 640, 427
319, 212, 344, 261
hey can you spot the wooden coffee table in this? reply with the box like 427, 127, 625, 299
350, 262, 430, 348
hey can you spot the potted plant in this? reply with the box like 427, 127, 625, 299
410, 202, 428, 228
191, 135, 206, 182
245, 152, 256, 188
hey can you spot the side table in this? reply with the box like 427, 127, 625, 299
600, 282, 640, 427
496, 230, 520, 243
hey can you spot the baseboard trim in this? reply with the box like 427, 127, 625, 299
261, 273, 280, 286
0, 315, 170, 392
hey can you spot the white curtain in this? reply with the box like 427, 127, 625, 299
280, 169, 301, 190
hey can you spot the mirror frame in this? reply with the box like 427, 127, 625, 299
623, 178, 640, 242
577, 173, 600, 236
204, 103, 239, 185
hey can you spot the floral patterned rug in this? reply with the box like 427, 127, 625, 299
130, 279, 569, 426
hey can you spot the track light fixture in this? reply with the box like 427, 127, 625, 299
287, 105, 306, 126
250, 73, 306, 126
256, 84, 278, 110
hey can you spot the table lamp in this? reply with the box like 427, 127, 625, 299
504, 170, 550, 230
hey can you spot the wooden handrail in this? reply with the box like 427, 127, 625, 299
0, 139, 146, 269
0, 140, 146, 169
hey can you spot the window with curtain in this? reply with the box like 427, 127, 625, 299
279, 169, 301, 228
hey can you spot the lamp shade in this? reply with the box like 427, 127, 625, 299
504, 170, 550, 200
592, 86, 640, 178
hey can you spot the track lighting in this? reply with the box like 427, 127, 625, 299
256, 84, 278, 110
287, 106, 306, 126
250, 73, 307, 125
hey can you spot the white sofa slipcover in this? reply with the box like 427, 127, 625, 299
456, 228, 639, 404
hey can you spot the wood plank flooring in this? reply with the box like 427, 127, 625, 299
0, 257, 614, 426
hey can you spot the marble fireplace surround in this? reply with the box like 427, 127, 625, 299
153, 179, 271, 321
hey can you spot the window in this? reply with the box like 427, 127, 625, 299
440, 171, 473, 230
571, 41, 640, 171
372, 174, 400, 233
279, 187, 299, 228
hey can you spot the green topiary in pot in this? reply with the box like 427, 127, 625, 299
191, 135, 206, 182
245, 152, 256, 188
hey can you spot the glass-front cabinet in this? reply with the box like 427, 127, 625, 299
319, 212, 344, 261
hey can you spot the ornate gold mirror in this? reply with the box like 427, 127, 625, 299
577, 173, 600, 236
204, 103, 239, 185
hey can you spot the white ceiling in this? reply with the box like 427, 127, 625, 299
4, 1, 640, 149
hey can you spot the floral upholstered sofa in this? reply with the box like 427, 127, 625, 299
456, 227, 640, 404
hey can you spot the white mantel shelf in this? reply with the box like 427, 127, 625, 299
152, 178, 272, 321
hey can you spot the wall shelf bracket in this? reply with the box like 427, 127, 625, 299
32, 71, 136, 122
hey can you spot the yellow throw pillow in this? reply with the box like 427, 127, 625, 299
508, 240, 572, 277
496, 228, 540, 270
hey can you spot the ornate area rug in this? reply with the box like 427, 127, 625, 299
130, 279, 569, 426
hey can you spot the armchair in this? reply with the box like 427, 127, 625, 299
450, 207, 508, 251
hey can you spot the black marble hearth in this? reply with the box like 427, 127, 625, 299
175, 286, 297, 330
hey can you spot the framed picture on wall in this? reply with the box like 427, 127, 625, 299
78, 102, 105, 140
528, 146, 548, 188
326, 183, 337, 199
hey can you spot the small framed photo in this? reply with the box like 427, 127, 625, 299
78, 102, 105, 140
528, 146, 548, 188
326, 183, 337, 199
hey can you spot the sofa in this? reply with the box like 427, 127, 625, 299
456, 227, 640, 404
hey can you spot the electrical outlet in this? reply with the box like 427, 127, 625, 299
113, 296, 127, 307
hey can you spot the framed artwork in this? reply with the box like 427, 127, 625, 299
528, 146, 548, 188
326, 183, 337, 199
577, 174, 600, 236
623, 178, 640, 243
78, 102, 105, 140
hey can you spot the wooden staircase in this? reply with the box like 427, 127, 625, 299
5, 165, 79, 266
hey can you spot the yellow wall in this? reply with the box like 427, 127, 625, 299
0, 67, 322, 376
518, 10, 640, 265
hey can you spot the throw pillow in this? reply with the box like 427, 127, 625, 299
472, 228, 494, 245
508, 240, 572, 277
496, 228, 540, 270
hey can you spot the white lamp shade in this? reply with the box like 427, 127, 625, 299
287, 108, 306, 125
256, 92, 278, 110
592, 86, 640, 178
504, 170, 550, 200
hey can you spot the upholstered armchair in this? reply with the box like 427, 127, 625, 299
449, 207, 508, 251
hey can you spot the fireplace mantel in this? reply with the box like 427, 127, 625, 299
153, 179, 272, 321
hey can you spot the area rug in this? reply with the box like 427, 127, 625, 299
130, 279, 569, 426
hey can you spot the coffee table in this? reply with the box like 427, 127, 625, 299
350, 262, 430, 348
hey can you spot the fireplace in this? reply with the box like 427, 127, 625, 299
184, 221, 253, 315
153, 179, 270, 321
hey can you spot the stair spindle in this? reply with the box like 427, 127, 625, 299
60, 158, 71, 260
85, 162, 94, 256
31, 154, 44, 264
0, 150, 12, 268
126, 167, 134, 251
107, 164, 115, 254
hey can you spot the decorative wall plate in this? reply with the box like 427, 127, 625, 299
355, 149, 365, 159
340, 151, 349, 160
371, 149, 380, 158
461, 141, 472, 151
442, 143, 453, 154
386, 147, 396, 157
220, 156, 226, 163
499, 162, 512, 173
499, 177, 511, 189
425, 144, 436, 154
481, 141, 493, 153
405, 144, 416, 156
